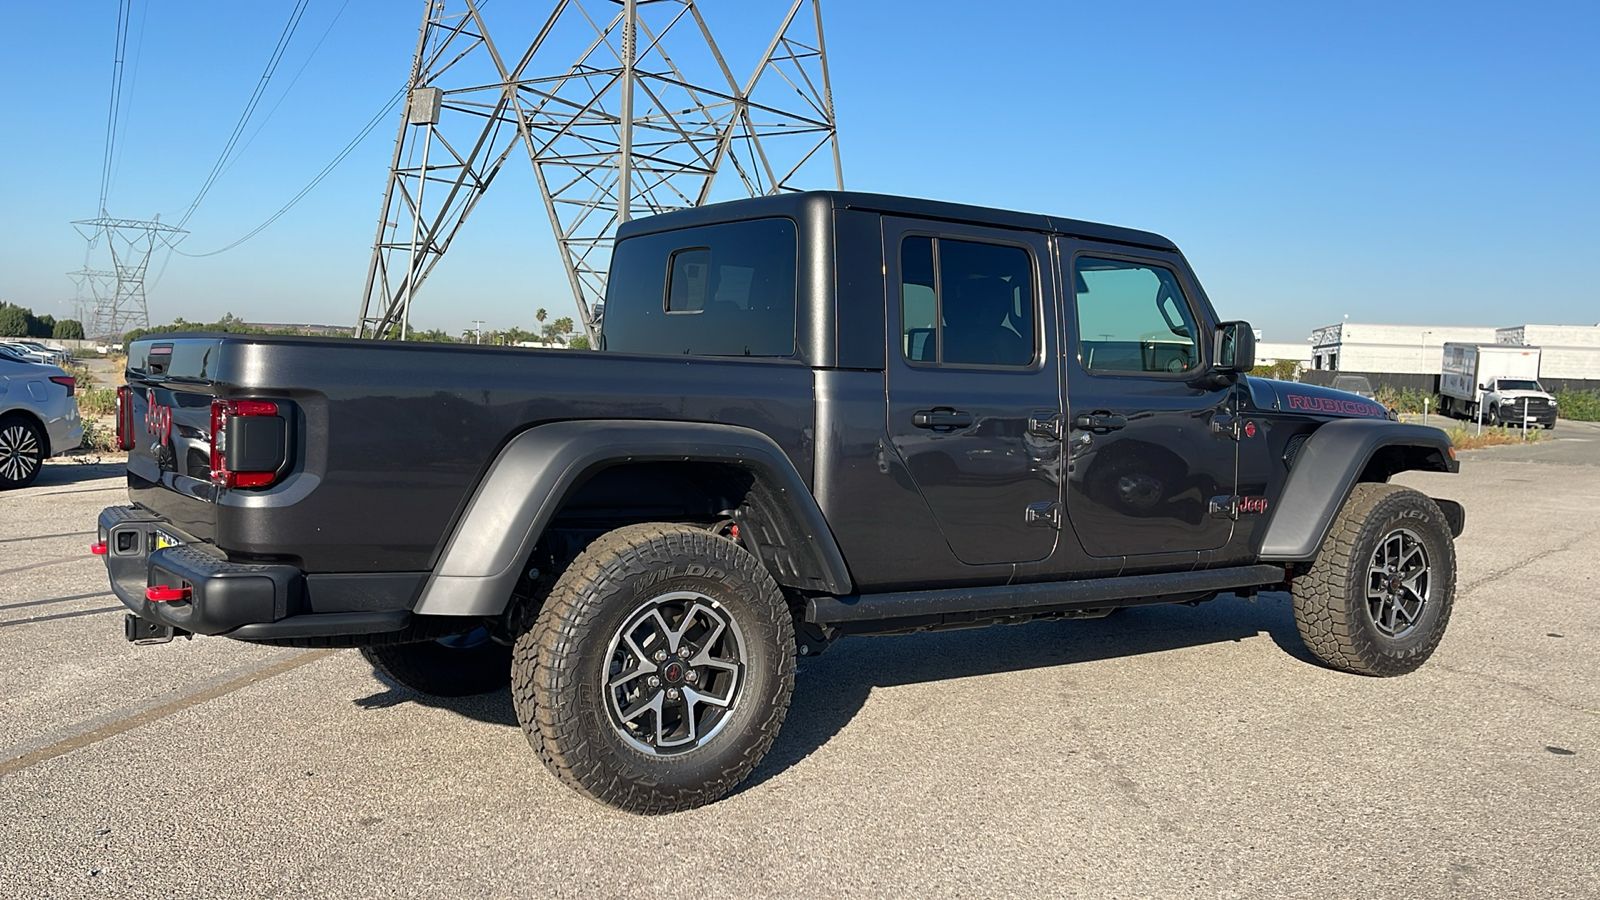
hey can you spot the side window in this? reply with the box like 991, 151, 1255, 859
899, 236, 1035, 367
601, 217, 797, 356
666, 248, 711, 312
1075, 257, 1200, 374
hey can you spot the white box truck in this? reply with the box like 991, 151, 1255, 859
1440, 343, 1557, 427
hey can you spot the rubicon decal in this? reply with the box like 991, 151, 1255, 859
1283, 393, 1385, 418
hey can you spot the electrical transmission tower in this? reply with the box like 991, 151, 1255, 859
71, 217, 186, 340
356, 0, 843, 341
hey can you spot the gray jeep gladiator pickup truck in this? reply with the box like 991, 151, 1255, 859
98, 191, 1463, 813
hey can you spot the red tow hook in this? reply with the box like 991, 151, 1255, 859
145, 585, 192, 603
90, 542, 108, 556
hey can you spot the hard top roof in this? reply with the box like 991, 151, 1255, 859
615, 190, 1178, 252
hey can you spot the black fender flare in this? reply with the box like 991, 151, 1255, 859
1258, 419, 1458, 562
413, 420, 853, 616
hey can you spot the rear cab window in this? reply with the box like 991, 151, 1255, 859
601, 218, 797, 357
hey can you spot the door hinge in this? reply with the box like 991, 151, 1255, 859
1209, 495, 1240, 520
1028, 411, 1063, 441
1026, 501, 1062, 528
1210, 415, 1240, 441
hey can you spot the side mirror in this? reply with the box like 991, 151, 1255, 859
1214, 321, 1256, 374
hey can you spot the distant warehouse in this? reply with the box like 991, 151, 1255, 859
1306, 321, 1600, 394
1496, 325, 1600, 391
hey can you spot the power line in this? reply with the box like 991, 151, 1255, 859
219, 0, 355, 181
95, 0, 134, 217
174, 0, 312, 230
171, 86, 406, 258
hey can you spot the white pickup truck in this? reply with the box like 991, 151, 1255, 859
1439, 343, 1557, 428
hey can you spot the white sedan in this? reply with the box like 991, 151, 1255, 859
0, 356, 84, 489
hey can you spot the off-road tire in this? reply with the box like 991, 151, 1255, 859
361, 630, 512, 697
1292, 483, 1455, 676
0, 415, 46, 490
512, 522, 795, 815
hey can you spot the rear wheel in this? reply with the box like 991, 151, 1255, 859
513, 522, 795, 814
1292, 484, 1455, 676
360, 628, 512, 697
0, 416, 45, 490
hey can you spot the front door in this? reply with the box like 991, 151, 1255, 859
1060, 241, 1238, 559
883, 217, 1062, 566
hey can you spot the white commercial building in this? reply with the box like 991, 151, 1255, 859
1309, 323, 1496, 375
1255, 341, 1313, 368
1496, 324, 1600, 382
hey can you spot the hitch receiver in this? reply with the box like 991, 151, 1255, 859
125, 614, 189, 645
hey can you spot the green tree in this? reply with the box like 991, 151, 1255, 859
1253, 359, 1302, 382
0, 304, 29, 337
30, 314, 55, 338
568, 335, 591, 350
535, 308, 548, 326
53, 319, 85, 340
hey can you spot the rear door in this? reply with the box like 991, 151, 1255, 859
883, 217, 1063, 566
1060, 241, 1237, 559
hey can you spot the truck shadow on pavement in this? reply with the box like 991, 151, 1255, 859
351, 592, 1316, 784
32, 461, 127, 489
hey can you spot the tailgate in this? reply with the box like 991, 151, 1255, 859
123, 337, 293, 540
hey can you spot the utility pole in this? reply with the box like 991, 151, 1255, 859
355, 0, 844, 343
471, 319, 485, 344
71, 217, 186, 340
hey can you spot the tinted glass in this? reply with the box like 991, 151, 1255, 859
1075, 257, 1200, 374
899, 236, 1034, 367
900, 237, 937, 361
602, 218, 797, 357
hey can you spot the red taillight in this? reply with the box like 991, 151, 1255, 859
115, 385, 135, 451
90, 542, 108, 556
49, 375, 76, 396
210, 399, 283, 489
145, 585, 191, 602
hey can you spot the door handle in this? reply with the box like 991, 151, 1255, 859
1074, 411, 1127, 433
912, 408, 975, 430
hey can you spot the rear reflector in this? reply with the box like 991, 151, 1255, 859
115, 386, 135, 451
49, 375, 76, 396
90, 542, 108, 556
145, 585, 191, 602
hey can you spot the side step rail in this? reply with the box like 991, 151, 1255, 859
807, 564, 1288, 626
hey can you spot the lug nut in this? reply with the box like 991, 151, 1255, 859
677, 647, 691, 659
666, 688, 680, 700
685, 671, 699, 684
647, 676, 661, 687
653, 649, 668, 662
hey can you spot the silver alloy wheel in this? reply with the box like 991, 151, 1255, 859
603, 590, 747, 756
1366, 527, 1431, 639
0, 423, 42, 483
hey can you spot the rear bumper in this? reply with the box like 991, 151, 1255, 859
98, 505, 425, 639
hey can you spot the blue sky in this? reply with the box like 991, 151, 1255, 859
1, 0, 1595, 343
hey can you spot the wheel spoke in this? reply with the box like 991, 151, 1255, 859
604, 589, 748, 757
1364, 526, 1431, 639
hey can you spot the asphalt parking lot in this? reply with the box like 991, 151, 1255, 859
3, 425, 1597, 899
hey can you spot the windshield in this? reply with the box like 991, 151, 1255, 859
1497, 379, 1543, 392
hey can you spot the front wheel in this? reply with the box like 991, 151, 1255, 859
1292, 484, 1456, 676
513, 522, 795, 814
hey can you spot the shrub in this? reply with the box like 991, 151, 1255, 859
1554, 390, 1600, 422
78, 419, 117, 452
79, 386, 118, 417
